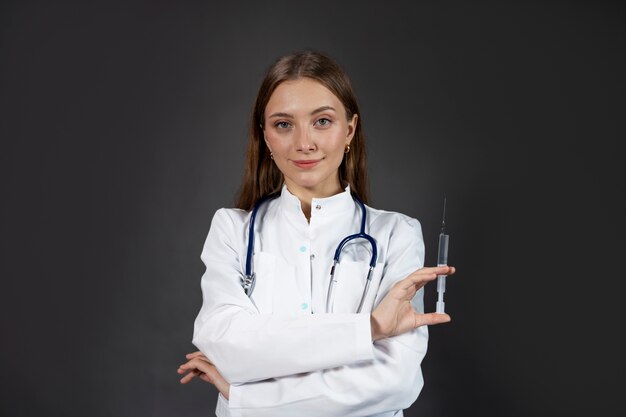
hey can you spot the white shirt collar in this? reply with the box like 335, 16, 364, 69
278, 184, 355, 219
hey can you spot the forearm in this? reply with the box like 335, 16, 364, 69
226, 328, 428, 417
193, 306, 374, 384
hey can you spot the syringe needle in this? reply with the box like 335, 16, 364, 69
440, 197, 447, 233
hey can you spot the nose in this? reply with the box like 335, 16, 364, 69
294, 125, 316, 153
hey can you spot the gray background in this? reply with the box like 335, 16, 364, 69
1, 0, 624, 416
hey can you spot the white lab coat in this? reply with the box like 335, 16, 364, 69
193, 185, 428, 417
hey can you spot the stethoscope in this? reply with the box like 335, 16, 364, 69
242, 193, 378, 313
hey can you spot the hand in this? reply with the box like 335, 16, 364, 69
178, 351, 230, 400
370, 266, 456, 341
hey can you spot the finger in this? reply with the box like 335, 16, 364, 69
199, 373, 213, 383
179, 362, 216, 385
417, 265, 455, 275
180, 358, 216, 375
413, 312, 451, 328
180, 371, 199, 384
177, 365, 195, 376
179, 369, 201, 384
177, 365, 199, 375
422, 265, 455, 275
186, 352, 213, 365
398, 271, 437, 290
402, 266, 456, 288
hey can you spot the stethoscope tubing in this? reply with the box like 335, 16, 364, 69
244, 192, 378, 313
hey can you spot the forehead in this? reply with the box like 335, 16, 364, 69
266, 78, 343, 114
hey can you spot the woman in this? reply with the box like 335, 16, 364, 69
177, 50, 455, 417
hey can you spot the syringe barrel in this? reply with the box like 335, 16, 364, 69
437, 275, 446, 293
437, 233, 449, 266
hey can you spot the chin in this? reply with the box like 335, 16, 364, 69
294, 180, 322, 190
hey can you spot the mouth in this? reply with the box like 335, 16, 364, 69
292, 159, 322, 169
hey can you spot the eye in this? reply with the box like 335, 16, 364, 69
274, 121, 292, 129
315, 118, 332, 127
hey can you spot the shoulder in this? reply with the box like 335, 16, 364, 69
364, 205, 426, 275
364, 205, 425, 263
208, 196, 282, 237
365, 205, 423, 237
201, 208, 250, 262
204, 208, 250, 244
211, 207, 250, 228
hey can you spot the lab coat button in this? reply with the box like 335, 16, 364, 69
299, 246, 307, 252
301, 303, 308, 310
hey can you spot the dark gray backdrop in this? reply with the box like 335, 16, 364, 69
1, 1, 624, 416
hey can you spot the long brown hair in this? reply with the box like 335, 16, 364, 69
235, 50, 369, 210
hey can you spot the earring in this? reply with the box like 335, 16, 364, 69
270, 152, 274, 160
344, 144, 350, 154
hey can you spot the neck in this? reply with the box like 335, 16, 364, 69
285, 180, 344, 222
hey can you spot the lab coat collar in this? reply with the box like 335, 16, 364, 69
279, 184, 355, 219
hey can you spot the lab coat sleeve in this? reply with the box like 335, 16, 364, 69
226, 215, 429, 417
192, 209, 375, 384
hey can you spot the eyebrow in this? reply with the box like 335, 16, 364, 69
310, 105, 337, 115
267, 106, 337, 119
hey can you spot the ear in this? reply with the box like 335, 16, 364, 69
260, 125, 272, 151
346, 114, 358, 145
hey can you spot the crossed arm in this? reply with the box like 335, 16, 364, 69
177, 265, 455, 401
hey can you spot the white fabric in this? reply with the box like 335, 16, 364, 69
193, 185, 428, 417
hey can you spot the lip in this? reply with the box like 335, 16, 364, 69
292, 159, 322, 169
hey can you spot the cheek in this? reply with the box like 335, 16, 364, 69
265, 135, 282, 153
328, 132, 348, 155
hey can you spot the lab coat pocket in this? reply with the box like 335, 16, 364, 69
250, 251, 276, 314
331, 260, 384, 313
271, 256, 303, 315
250, 252, 301, 315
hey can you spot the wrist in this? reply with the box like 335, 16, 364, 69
217, 379, 230, 400
370, 314, 381, 341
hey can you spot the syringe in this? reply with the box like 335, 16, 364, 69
436, 198, 450, 314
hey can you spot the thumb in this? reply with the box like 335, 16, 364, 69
414, 312, 451, 328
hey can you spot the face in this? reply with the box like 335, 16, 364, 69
263, 77, 358, 199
